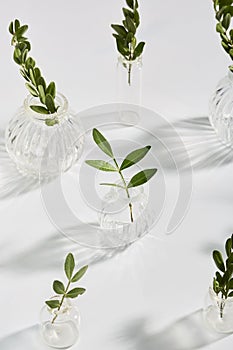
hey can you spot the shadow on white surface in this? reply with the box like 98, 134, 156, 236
0, 325, 48, 350
0, 229, 128, 272
164, 116, 233, 170
119, 309, 231, 350
0, 129, 40, 199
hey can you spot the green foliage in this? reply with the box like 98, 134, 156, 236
45, 253, 88, 323
85, 128, 157, 222
212, 234, 233, 299
9, 19, 59, 124
213, 0, 233, 70
111, 0, 145, 85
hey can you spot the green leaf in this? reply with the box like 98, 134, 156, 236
135, 0, 139, 9
213, 277, 220, 293
37, 76, 46, 90
34, 67, 41, 83
29, 68, 36, 86
120, 146, 151, 171
134, 9, 140, 27
46, 82, 56, 98
25, 83, 38, 97
45, 94, 56, 113
65, 253, 75, 280
9, 21, 14, 35
221, 40, 230, 52
226, 237, 232, 257
38, 85, 46, 104
125, 16, 136, 34
20, 69, 30, 82
216, 271, 223, 284
92, 128, 114, 158
45, 300, 60, 309
53, 280, 65, 294
30, 105, 49, 114
123, 8, 134, 19
45, 118, 59, 126
111, 24, 128, 38
228, 278, 233, 289
21, 48, 28, 63
228, 291, 233, 297
14, 19, 20, 31
71, 265, 88, 282
16, 25, 28, 38
126, 0, 134, 9
66, 287, 86, 298
127, 168, 157, 188
116, 38, 130, 57
213, 250, 225, 272
85, 160, 117, 172
133, 41, 145, 59
25, 57, 35, 69
219, 0, 233, 7
216, 22, 225, 33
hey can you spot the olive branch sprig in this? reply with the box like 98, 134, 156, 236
9, 19, 59, 126
212, 234, 233, 318
111, 0, 145, 85
85, 128, 157, 223
45, 253, 88, 324
213, 0, 233, 71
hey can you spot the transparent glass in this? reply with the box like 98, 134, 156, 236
5, 93, 84, 179
203, 287, 233, 333
209, 70, 233, 147
117, 55, 142, 125
99, 182, 154, 245
40, 296, 80, 349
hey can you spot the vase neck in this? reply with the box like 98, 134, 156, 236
118, 55, 142, 68
24, 92, 68, 122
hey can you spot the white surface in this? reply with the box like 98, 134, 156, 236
1, 0, 233, 349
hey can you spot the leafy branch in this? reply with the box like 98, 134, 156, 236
9, 19, 59, 126
111, 0, 145, 85
213, 0, 233, 71
85, 128, 157, 223
212, 234, 233, 318
45, 253, 88, 324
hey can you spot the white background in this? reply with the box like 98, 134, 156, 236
1, 0, 233, 349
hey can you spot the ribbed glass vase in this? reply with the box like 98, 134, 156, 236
5, 93, 84, 179
209, 70, 233, 147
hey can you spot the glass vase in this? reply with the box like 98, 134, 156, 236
98, 182, 154, 246
40, 296, 80, 349
209, 69, 233, 147
203, 287, 233, 333
116, 55, 142, 125
5, 93, 84, 179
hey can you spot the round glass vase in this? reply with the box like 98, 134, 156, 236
99, 182, 153, 246
5, 93, 84, 179
40, 296, 80, 349
116, 55, 142, 125
209, 69, 233, 147
203, 287, 233, 333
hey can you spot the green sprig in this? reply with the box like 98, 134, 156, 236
85, 128, 157, 223
9, 19, 59, 126
45, 253, 88, 323
212, 0, 233, 71
111, 0, 145, 85
212, 234, 233, 318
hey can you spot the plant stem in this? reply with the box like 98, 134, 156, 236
113, 159, 134, 223
128, 63, 132, 86
51, 280, 71, 324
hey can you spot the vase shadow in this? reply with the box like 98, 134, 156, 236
153, 116, 233, 171
118, 309, 230, 350
0, 325, 48, 350
0, 129, 41, 199
0, 226, 128, 272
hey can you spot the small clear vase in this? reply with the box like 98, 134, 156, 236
209, 69, 233, 147
203, 287, 233, 333
5, 93, 84, 179
40, 296, 80, 349
116, 55, 142, 125
99, 182, 154, 246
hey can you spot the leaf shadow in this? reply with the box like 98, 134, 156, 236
117, 309, 230, 350
0, 129, 40, 199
